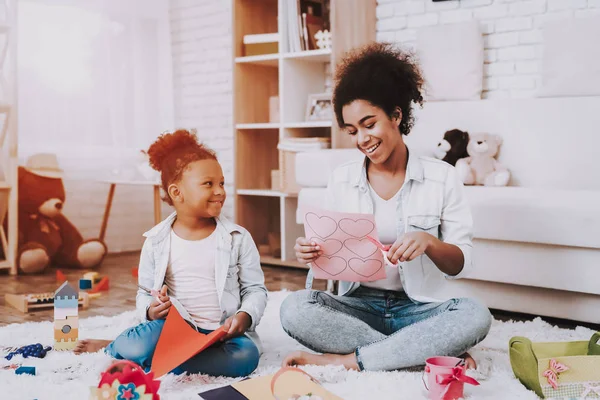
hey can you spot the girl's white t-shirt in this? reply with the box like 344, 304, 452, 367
164, 229, 222, 329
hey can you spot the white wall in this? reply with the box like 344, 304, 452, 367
376, 0, 600, 99
56, 1, 233, 254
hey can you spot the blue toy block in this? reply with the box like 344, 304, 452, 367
16, 366, 35, 375
54, 297, 79, 308
79, 279, 92, 290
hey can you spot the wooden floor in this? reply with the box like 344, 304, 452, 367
0, 252, 597, 332
0, 252, 325, 326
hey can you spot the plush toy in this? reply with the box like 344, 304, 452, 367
17, 154, 107, 274
455, 133, 510, 186
433, 129, 470, 166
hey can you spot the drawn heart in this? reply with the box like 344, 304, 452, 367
310, 237, 343, 256
305, 213, 337, 238
348, 258, 384, 278
339, 218, 375, 238
312, 256, 347, 276
343, 238, 378, 258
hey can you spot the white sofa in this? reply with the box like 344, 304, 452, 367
294, 97, 600, 324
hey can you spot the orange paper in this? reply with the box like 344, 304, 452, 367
151, 306, 227, 377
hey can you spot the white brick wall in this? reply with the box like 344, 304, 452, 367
377, 0, 600, 98
170, 0, 233, 221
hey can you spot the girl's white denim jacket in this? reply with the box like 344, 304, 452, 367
136, 212, 268, 350
307, 149, 474, 304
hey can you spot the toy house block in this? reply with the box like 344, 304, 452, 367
54, 281, 79, 308
15, 366, 35, 375
79, 279, 92, 290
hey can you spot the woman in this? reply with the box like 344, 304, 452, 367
279, 43, 492, 372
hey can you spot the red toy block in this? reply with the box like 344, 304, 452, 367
56, 270, 67, 284
131, 266, 138, 278
89, 276, 109, 293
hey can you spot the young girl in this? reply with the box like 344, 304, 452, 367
75, 130, 268, 378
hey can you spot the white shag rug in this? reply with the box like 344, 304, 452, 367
0, 290, 596, 400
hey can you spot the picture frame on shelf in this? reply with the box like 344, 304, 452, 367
305, 93, 332, 121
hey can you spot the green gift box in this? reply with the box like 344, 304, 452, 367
509, 331, 600, 398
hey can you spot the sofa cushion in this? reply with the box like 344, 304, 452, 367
297, 185, 600, 250
295, 149, 362, 188
466, 186, 600, 250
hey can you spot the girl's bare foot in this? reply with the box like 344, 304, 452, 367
282, 351, 358, 370
74, 339, 111, 355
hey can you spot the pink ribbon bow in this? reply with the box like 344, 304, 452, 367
542, 359, 569, 390
436, 367, 481, 387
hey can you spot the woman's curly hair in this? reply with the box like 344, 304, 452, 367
333, 42, 424, 136
146, 129, 217, 205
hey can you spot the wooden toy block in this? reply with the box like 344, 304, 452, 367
54, 281, 79, 308
56, 270, 67, 284
79, 279, 92, 290
15, 366, 35, 375
54, 315, 79, 330
53, 339, 77, 351
88, 276, 109, 294
5, 292, 89, 313
132, 266, 139, 278
83, 272, 101, 284
54, 327, 78, 341
54, 306, 78, 320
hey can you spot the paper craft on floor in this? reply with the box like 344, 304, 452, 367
150, 305, 227, 377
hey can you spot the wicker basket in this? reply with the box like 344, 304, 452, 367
509, 332, 600, 399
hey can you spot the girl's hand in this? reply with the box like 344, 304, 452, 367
147, 285, 171, 321
221, 312, 252, 341
294, 237, 322, 265
387, 232, 434, 264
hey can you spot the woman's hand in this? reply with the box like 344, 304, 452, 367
294, 237, 322, 265
387, 232, 434, 264
147, 285, 171, 321
221, 312, 252, 341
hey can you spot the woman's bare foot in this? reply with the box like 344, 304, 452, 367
74, 339, 111, 355
282, 351, 358, 370
462, 352, 477, 369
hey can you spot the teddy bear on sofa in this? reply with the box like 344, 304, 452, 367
17, 154, 107, 274
434, 129, 470, 166
455, 133, 510, 186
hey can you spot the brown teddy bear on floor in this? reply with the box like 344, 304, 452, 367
17, 154, 107, 274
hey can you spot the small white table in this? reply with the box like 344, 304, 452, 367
98, 180, 162, 241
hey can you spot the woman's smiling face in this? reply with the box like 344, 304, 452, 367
341, 100, 403, 165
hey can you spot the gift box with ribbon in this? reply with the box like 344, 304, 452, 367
510, 331, 600, 399
89, 360, 161, 400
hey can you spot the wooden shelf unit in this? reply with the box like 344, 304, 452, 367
232, 0, 375, 269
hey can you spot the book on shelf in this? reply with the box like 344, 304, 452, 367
284, 0, 329, 53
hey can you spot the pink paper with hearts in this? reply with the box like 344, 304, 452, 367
302, 206, 386, 282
